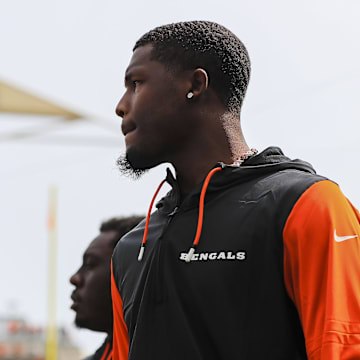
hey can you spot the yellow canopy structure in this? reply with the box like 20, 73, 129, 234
0, 79, 120, 146
0, 80, 81, 120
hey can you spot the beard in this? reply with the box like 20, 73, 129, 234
116, 151, 149, 180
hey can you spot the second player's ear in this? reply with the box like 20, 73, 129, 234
188, 68, 209, 98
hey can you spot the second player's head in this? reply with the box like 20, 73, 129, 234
70, 216, 143, 333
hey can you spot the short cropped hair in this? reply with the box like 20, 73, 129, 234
134, 20, 251, 113
100, 216, 144, 248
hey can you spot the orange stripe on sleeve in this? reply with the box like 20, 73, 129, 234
111, 260, 129, 360
283, 180, 360, 359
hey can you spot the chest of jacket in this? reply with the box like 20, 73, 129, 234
113, 169, 323, 359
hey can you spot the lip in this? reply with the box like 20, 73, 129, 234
70, 302, 79, 311
121, 119, 136, 137
124, 128, 139, 149
124, 128, 136, 140
71, 291, 80, 302
70, 291, 81, 310
123, 128, 136, 137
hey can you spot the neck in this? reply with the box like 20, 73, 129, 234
221, 111, 250, 160
172, 131, 249, 195
167, 101, 249, 194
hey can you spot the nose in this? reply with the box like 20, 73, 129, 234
70, 271, 82, 287
115, 93, 128, 118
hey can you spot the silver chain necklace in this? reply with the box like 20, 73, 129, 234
231, 148, 258, 167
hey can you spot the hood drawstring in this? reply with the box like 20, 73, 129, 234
138, 167, 222, 263
99, 341, 113, 360
185, 167, 222, 262
138, 179, 167, 261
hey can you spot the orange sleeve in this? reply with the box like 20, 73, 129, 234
283, 180, 360, 359
111, 260, 129, 360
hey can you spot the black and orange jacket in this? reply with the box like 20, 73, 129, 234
111, 147, 360, 359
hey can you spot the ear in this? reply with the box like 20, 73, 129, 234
188, 68, 209, 98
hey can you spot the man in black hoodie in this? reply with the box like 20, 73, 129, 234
112, 21, 360, 359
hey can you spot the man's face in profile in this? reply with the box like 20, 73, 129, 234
116, 44, 194, 176
70, 231, 117, 332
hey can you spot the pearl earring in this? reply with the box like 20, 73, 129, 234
187, 92, 194, 99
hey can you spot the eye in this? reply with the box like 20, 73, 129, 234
133, 80, 142, 89
83, 262, 94, 270
83, 258, 97, 269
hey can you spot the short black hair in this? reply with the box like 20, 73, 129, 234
100, 216, 144, 248
134, 20, 251, 113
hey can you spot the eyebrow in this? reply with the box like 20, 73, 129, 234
124, 66, 146, 83
82, 252, 99, 261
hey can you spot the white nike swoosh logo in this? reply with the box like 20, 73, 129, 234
334, 230, 358, 242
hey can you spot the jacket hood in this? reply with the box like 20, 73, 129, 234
240, 146, 315, 171
156, 146, 316, 213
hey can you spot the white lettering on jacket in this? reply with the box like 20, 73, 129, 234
179, 251, 246, 262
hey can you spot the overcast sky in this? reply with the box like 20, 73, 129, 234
1, 0, 360, 355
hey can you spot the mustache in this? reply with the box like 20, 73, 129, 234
71, 290, 81, 303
